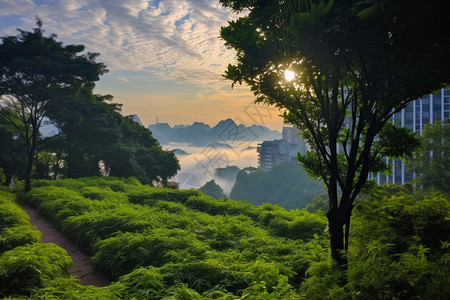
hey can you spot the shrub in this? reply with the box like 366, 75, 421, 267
29, 277, 120, 299
127, 188, 201, 205
91, 230, 207, 280
115, 266, 166, 299
61, 208, 158, 253
0, 243, 72, 296
0, 202, 30, 228
0, 225, 41, 253
185, 195, 258, 218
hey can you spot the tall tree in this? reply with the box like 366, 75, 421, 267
220, 0, 450, 268
45, 90, 180, 185
0, 18, 107, 191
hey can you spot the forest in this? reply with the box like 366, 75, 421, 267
1, 1, 450, 298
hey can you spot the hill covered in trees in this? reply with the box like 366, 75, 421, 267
230, 163, 326, 209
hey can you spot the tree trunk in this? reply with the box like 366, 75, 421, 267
25, 123, 39, 192
327, 207, 347, 270
24, 152, 33, 192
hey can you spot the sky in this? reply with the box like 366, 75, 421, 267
0, 0, 284, 130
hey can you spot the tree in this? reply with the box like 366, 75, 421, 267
200, 179, 227, 199
45, 89, 180, 185
0, 110, 27, 185
0, 18, 107, 191
220, 0, 450, 268
409, 120, 450, 192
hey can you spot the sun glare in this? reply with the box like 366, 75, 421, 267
284, 70, 295, 82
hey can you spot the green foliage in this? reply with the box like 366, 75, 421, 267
297, 186, 450, 299
91, 230, 208, 280
9, 177, 449, 298
215, 165, 240, 180
308, 184, 450, 299
200, 179, 227, 199
306, 192, 328, 214
408, 120, 450, 192
0, 243, 72, 296
15, 178, 332, 297
62, 208, 158, 254
185, 194, 257, 218
0, 114, 27, 185
258, 206, 327, 241
0, 21, 107, 191
0, 201, 30, 228
0, 225, 42, 253
114, 266, 165, 299
220, 0, 450, 266
0, 190, 41, 254
29, 277, 120, 300
231, 163, 325, 209
128, 186, 201, 205
45, 90, 180, 185
0, 166, 6, 185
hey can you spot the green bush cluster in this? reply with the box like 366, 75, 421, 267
0, 190, 41, 254
9, 177, 448, 299
300, 184, 450, 299
0, 243, 72, 295
0, 189, 122, 299
15, 177, 330, 298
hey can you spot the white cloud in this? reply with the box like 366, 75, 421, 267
0, 0, 240, 88
0, 0, 34, 16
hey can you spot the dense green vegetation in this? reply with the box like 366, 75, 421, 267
231, 163, 326, 209
220, 0, 450, 267
200, 179, 227, 199
0, 187, 117, 299
0, 22, 179, 189
408, 120, 450, 192
0, 177, 447, 299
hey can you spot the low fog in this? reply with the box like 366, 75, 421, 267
166, 142, 258, 195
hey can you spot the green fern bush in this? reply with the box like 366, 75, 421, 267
0, 243, 72, 296
0, 190, 41, 254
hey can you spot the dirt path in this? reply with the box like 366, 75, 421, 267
21, 205, 110, 287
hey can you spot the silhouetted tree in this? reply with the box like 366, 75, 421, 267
220, 0, 450, 269
0, 18, 107, 191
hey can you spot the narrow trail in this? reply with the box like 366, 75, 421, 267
21, 205, 110, 287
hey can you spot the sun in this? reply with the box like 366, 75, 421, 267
284, 70, 295, 82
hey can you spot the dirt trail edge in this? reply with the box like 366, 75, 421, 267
21, 205, 110, 287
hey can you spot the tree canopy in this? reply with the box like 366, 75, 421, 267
0, 19, 107, 190
0, 19, 180, 187
220, 0, 450, 267
200, 179, 227, 199
409, 120, 450, 192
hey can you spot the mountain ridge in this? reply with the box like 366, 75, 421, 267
148, 118, 281, 146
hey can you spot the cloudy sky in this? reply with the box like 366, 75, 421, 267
0, 0, 284, 129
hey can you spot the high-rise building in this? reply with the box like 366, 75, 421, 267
373, 88, 450, 184
257, 126, 307, 170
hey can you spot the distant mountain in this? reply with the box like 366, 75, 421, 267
130, 114, 144, 126
172, 148, 189, 155
148, 118, 281, 146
